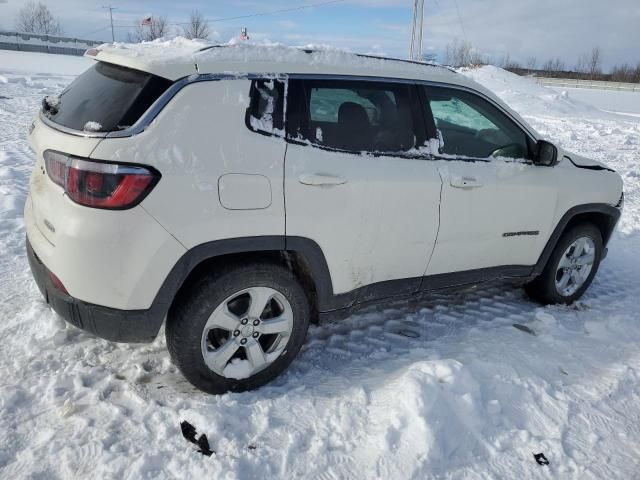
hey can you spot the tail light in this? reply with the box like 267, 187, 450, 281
44, 150, 160, 209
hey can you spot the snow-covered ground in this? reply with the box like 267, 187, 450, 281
547, 87, 640, 116
1, 52, 640, 479
0, 50, 92, 76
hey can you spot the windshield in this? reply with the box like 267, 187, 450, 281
43, 62, 172, 133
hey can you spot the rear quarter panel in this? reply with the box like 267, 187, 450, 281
26, 117, 186, 310
90, 79, 287, 249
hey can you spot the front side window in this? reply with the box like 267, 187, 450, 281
423, 86, 530, 160
287, 79, 419, 154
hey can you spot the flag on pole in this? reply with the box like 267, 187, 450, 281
141, 16, 152, 26
240, 27, 249, 40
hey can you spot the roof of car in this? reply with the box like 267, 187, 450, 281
87, 38, 538, 139
89, 38, 471, 87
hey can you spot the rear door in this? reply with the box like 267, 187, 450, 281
284, 77, 442, 306
419, 85, 558, 277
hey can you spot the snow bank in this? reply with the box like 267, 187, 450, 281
461, 65, 607, 118
548, 87, 640, 116
0, 50, 92, 76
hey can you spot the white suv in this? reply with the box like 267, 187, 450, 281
25, 43, 623, 393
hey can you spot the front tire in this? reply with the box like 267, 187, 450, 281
525, 223, 603, 305
166, 263, 310, 394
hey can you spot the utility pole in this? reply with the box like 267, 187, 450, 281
103, 5, 116, 42
409, 0, 425, 61
417, 0, 424, 60
409, 0, 417, 60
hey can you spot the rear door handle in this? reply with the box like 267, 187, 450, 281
450, 174, 482, 189
298, 173, 347, 186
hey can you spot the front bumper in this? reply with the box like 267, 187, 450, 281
27, 237, 163, 343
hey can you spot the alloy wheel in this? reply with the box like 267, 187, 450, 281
200, 287, 293, 379
554, 236, 596, 297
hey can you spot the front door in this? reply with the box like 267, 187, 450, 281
420, 85, 558, 277
284, 78, 442, 306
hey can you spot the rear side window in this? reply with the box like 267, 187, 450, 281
42, 62, 171, 133
287, 79, 420, 154
246, 79, 285, 136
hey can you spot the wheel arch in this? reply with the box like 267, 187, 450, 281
534, 203, 621, 276
153, 236, 337, 328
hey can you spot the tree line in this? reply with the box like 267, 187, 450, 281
443, 39, 640, 83
126, 12, 211, 42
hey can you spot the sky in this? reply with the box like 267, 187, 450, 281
0, 0, 639, 71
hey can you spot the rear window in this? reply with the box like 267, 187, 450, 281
42, 62, 172, 133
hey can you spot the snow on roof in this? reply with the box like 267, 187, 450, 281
88, 38, 537, 138
90, 37, 207, 79
90, 37, 465, 86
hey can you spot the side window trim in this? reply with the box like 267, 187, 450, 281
408, 84, 429, 152
416, 84, 439, 148
420, 83, 535, 162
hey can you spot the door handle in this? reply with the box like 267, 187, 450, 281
450, 174, 482, 189
298, 173, 347, 186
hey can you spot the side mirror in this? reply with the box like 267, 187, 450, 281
534, 140, 558, 166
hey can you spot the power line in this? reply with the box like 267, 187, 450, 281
174, 0, 347, 25
80, 25, 111, 37
451, 0, 467, 41
82, 0, 346, 37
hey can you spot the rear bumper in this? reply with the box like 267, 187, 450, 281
27, 237, 163, 343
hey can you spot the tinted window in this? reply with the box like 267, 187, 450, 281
43, 62, 171, 133
246, 79, 285, 135
423, 86, 530, 160
287, 79, 419, 154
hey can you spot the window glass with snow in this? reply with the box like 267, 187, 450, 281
286, 79, 418, 154
423, 86, 531, 160
42, 62, 171, 133
246, 79, 285, 136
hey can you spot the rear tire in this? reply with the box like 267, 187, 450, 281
525, 223, 603, 305
166, 262, 310, 394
